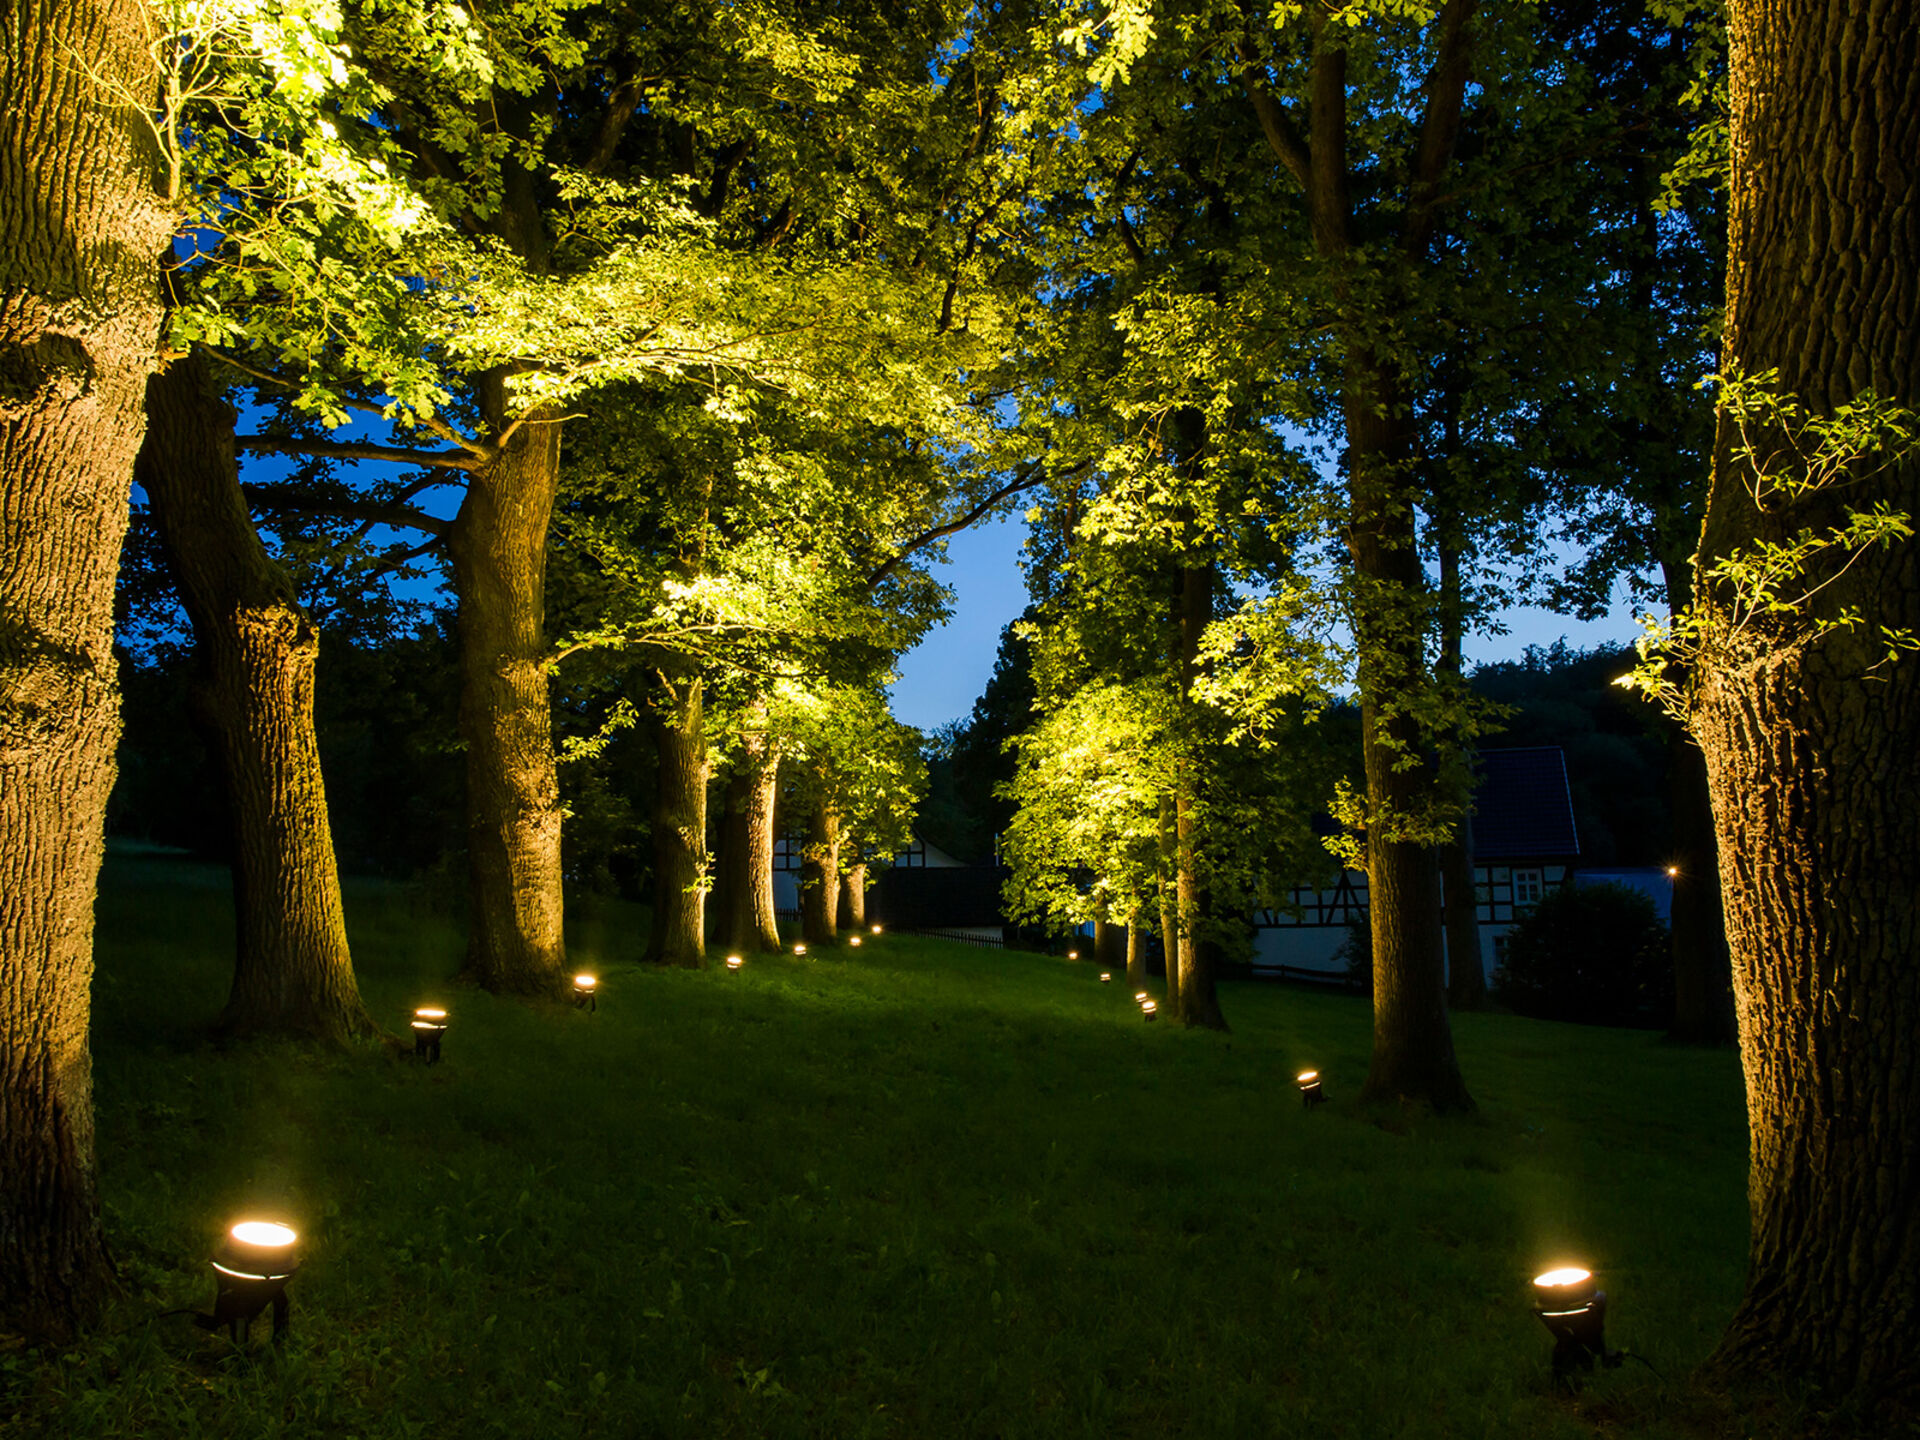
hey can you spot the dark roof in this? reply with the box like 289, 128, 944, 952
1473, 746, 1580, 860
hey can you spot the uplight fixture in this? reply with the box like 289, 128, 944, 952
1067, 948, 1079, 960
196, 1220, 299, 1343
573, 973, 597, 1011
726, 955, 744, 971
1100, 972, 1112, 983
849, 935, 863, 947
1141, 999, 1159, 1021
1297, 1069, 1326, 1108
794, 943, 807, 956
411, 1007, 447, 1064
870, 924, 883, 935
1134, 991, 1149, 1004
1531, 1266, 1620, 1379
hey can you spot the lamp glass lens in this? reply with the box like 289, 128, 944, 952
231, 1221, 296, 1247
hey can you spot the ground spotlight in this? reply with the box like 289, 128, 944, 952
411, 1007, 447, 1063
726, 955, 743, 971
573, 973, 597, 1011
849, 935, 863, 947
1297, 1069, 1325, 1107
196, 1220, 299, 1343
1141, 999, 1158, 1021
1532, 1266, 1620, 1380
1100, 972, 1111, 983
794, 943, 808, 956
1134, 990, 1149, 1004
870, 924, 883, 935
1067, 948, 1079, 960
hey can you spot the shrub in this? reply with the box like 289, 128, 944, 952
1495, 881, 1672, 1027
1333, 911, 1372, 994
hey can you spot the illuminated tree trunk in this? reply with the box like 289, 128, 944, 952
1243, 0, 1477, 1108
138, 357, 374, 1041
644, 672, 707, 968
1693, 0, 1920, 1408
730, 744, 782, 952
838, 865, 867, 930
447, 375, 567, 997
1125, 912, 1147, 985
0, 0, 168, 1338
800, 802, 841, 944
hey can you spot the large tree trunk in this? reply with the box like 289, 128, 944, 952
644, 672, 707, 968
735, 744, 782, 951
799, 802, 841, 945
1348, 394, 1472, 1111
0, 0, 168, 1339
838, 865, 867, 930
447, 375, 567, 996
1125, 912, 1146, 985
708, 766, 743, 945
138, 357, 374, 1041
1693, 0, 1920, 1408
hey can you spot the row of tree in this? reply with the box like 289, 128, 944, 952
3, 0, 1917, 1417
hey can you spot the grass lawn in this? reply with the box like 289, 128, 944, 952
2, 850, 1775, 1439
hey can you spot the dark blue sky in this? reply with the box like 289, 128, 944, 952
886, 515, 1647, 733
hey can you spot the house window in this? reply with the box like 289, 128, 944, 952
1513, 868, 1544, 908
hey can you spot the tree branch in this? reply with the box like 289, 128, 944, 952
1402, 0, 1479, 258
243, 481, 452, 538
1237, 36, 1311, 187
865, 460, 1090, 589
236, 435, 483, 473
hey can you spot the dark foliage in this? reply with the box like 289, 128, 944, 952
1496, 881, 1672, 1027
1472, 642, 1671, 865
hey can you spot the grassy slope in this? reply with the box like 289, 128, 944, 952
2, 852, 1761, 1439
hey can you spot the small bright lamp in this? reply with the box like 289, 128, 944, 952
1141, 999, 1159, 1021
411, 1007, 448, 1064
1134, 991, 1149, 1004
726, 955, 743, 971
849, 935, 862, 947
1099, 972, 1111, 983
1666, 865, 1680, 878
1531, 1266, 1619, 1379
870, 924, 883, 935
794, 943, 807, 956
573, 973, 597, 1011
1067, 948, 1079, 960
197, 1220, 299, 1342
1297, 1069, 1325, 1108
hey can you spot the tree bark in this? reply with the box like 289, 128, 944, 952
1125, 912, 1146, 985
447, 373, 567, 996
0, 0, 169, 1338
1693, 0, 1920, 1408
800, 802, 841, 945
738, 744, 782, 951
644, 672, 707, 968
838, 865, 867, 930
138, 356, 375, 1041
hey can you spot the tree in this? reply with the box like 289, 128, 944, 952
137, 355, 376, 1039
1649, 0, 1920, 1407
1, 0, 170, 1339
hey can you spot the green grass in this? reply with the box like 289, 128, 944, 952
3, 850, 1773, 1438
